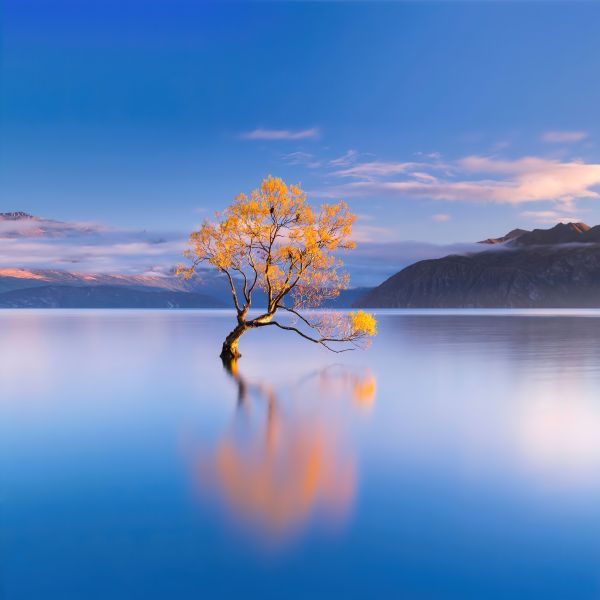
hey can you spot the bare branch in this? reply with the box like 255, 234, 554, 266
275, 304, 321, 331
257, 320, 358, 353
221, 268, 243, 314
232, 267, 250, 306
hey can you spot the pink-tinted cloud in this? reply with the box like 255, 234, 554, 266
432, 213, 451, 222
324, 155, 600, 205
458, 156, 600, 203
541, 130, 588, 143
519, 210, 583, 225
351, 223, 398, 244
0, 213, 104, 239
0, 213, 186, 274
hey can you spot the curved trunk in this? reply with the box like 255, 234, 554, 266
220, 323, 248, 362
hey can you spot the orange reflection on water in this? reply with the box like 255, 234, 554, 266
316, 365, 378, 409
195, 362, 376, 543
209, 415, 355, 537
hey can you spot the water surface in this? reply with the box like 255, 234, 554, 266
3, 309, 600, 598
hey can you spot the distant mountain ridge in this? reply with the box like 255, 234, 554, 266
0, 212, 36, 221
0, 268, 195, 291
0, 267, 370, 309
479, 222, 600, 247
478, 228, 528, 245
0, 284, 225, 309
0, 267, 231, 308
357, 222, 600, 308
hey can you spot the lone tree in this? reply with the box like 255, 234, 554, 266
179, 176, 377, 362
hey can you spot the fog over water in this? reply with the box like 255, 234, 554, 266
3, 309, 600, 598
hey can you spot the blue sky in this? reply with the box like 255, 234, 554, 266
3, 0, 600, 281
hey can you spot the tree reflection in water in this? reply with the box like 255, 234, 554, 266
194, 359, 377, 544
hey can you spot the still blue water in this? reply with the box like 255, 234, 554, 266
3, 309, 600, 598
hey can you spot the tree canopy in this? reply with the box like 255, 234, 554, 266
179, 176, 377, 360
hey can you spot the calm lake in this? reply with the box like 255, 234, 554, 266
3, 309, 600, 598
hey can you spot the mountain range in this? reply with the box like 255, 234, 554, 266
479, 222, 596, 247
0, 269, 230, 308
0, 267, 369, 309
357, 222, 600, 308
4, 211, 598, 309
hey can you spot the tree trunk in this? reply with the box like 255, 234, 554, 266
220, 323, 247, 363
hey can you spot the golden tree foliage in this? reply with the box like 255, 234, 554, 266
179, 176, 377, 359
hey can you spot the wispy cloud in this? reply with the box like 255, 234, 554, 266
458, 156, 600, 203
411, 172, 439, 183
240, 127, 320, 141
541, 130, 588, 143
432, 213, 451, 222
519, 210, 582, 225
415, 151, 442, 160
321, 155, 600, 206
0, 238, 186, 274
351, 223, 398, 244
281, 151, 322, 168
332, 160, 422, 179
0, 214, 186, 274
328, 150, 359, 168
0, 214, 104, 239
